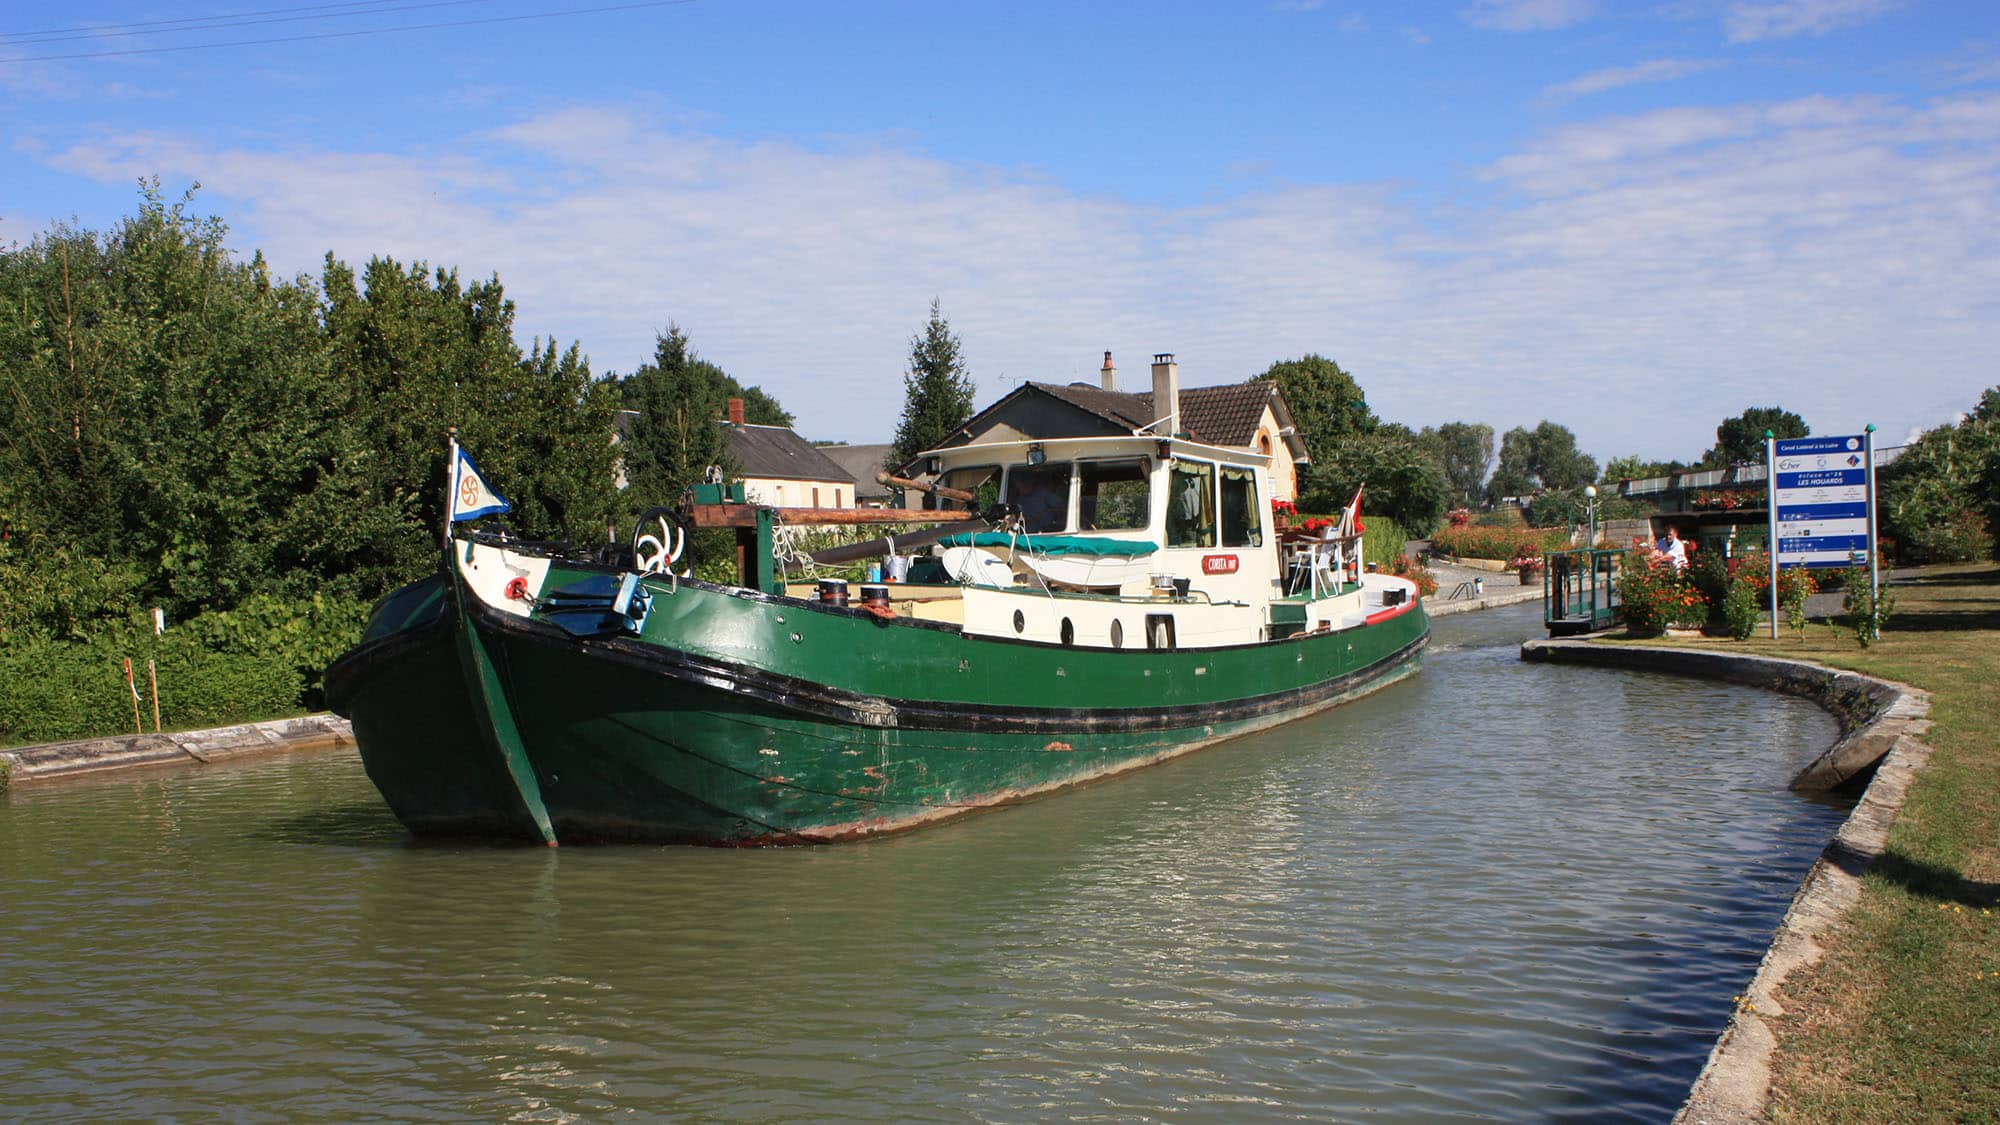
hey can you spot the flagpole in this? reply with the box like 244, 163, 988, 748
444, 426, 460, 553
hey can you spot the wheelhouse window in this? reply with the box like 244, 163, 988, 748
1166, 461, 1216, 548
938, 465, 1000, 512
1220, 466, 1262, 547
1004, 463, 1072, 533
1078, 458, 1149, 531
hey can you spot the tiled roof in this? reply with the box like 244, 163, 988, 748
1027, 380, 1281, 447
1027, 382, 1154, 430
1171, 382, 1282, 447
727, 425, 856, 484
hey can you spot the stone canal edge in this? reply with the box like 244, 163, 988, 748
1521, 638, 1935, 1124
0, 714, 354, 787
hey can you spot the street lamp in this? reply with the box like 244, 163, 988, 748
1584, 484, 1599, 547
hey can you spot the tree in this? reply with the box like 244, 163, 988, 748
1704, 407, 1808, 468
316, 254, 618, 595
1879, 396, 1999, 563
616, 326, 738, 504
1417, 422, 1493, 507
1602, 454, 1688, 483
1251, 354, 1375, 462
1301, 428, 1451, 537
891, 298, 976, 467
1487, 421, 1598, 501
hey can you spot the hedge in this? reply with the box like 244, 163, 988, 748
0, 594, 370, 748
1430, 523, 1568, 561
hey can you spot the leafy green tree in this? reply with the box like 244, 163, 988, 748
1416, 422, 1493, 507
314, 254, 616, 594
1251, 354, 1375, 462
0, 184, 343, 613
616, 325, 739, 504
891, 298, 976, 467
1704, 407, 1808, 468
1879, 397, 1999, 563
1301, 428, 1450, 536
1487, 421, 1597, 500
1602, 454, 1688, 482
0, 185, 625, 737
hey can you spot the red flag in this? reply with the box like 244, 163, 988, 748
1337, 484, 1365, 538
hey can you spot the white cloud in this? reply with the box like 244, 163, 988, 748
24, 90, 2000, 462
1724, 0, 1901, 43
1545, 58, 1719, 100
1464, 0, 1595, 32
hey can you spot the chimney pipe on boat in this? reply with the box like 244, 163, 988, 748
1150, 353, 1178, 434
1101, 351, 1117, 392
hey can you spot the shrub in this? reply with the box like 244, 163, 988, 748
1731, 551, 1817, 638
1722, 576, 1761, 639
1840, 563, 1896, 647
1898, 509, 1993, 565
1361, 514, 1410, 571
1617, 550, 1706, 634
0, 594, 370, 747
1431, 523, 1566, 561
1383, 551, 1438, 596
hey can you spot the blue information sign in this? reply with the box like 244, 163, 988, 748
1771, 434, 1872, 569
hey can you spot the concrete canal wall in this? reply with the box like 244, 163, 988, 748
1521, 638, 1934, 1124
0, 714, 354, 788
1424, 584, 1542, 619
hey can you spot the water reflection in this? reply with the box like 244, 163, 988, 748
0, 605, 1849, 1121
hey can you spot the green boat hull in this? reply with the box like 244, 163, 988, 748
327, 564, 1429, 846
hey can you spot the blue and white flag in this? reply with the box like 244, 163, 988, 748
450, 442, 512, 522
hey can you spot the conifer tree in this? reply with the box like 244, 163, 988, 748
891, 299, 976, 468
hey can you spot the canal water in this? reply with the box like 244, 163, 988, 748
0, 605, 1849, 1122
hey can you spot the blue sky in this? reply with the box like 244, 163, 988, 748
4, 0, 1997, 462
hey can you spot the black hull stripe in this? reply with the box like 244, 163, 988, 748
467, 592, 1428, 736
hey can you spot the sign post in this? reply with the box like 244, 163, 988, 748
1769, 429, 1877, 637
1865, 425, 1880, 639
1766, 433, 1778, 639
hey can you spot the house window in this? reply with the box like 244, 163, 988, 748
813, 486, 821, 507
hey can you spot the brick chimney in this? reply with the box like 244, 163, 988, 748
727, 397, 745, 426
1100, 350, 1117, 392
1150, 353, 1178, 433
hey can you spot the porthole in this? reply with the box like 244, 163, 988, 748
1013, 609, 1026, 634
1060, 617, 1075, 646
1110, 619, 1124, 649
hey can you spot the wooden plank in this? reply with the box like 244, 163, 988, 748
687, 504, 966, 528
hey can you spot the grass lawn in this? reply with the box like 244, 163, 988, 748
1604, 562, 2000, 1119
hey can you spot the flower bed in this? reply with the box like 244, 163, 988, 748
1430, 523, 1567, 562
1616, 549, 1708, 634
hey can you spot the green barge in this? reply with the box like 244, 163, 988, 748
326, 355, 1429, 845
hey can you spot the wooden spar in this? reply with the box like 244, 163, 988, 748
686, 504, 966, 528
876, 472, 975, 503
793, 516, 996, 570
